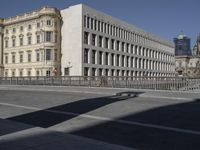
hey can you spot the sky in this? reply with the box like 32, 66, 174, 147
0, 0, 199, 46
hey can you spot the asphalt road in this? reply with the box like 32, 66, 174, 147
0, 85, 200, 150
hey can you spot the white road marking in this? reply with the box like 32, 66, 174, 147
1, 102, 200, 136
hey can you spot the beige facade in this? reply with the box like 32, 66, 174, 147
0, 18, 4, 76
2, 7, 62, 77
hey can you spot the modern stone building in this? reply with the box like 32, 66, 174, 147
61, 4, 175, 77
0, 4, 175, 77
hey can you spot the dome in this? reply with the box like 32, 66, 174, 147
178, 31, 187, 39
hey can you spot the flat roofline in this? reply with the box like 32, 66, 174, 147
65, 3, 174, 47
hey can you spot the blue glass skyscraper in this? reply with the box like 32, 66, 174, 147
174, 32, 191, 56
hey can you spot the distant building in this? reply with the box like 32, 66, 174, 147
175, 34, 200, 77
174, 32, 191, 56
193, 34, 200, 56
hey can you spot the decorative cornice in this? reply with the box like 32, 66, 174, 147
2, 6, 61, 26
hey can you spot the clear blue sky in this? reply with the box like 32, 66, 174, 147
0, 0, 199, 46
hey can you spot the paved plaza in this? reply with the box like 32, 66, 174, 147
0, 85, 200, 150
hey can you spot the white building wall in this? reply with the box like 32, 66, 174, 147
60, 4, 175, 77
61, 5, 83, 76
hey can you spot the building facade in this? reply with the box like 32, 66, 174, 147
174, 32, 191, 56
0, 4, 175, 77
1, 7, 62, 77
0, 18, 4, 76
193, 34, 200, 56
61, 4, 175, 77
175, 34, 200, 77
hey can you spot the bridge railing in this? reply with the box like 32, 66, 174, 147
0, 76, 200, 91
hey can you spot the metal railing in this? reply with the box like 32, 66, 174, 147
0, 76, 200, 91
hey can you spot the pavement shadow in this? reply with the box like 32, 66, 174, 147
7, 91, 141, 128
69, 98, 200, 150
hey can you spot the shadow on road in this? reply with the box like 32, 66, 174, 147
3, 91, 200, 150
70, 98, 200, 150
8, 91, 141, 128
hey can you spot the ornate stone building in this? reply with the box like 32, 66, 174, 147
1, 7, 62, 77
0, 18, 4, 76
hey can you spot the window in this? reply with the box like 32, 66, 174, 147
99, 36, 103, 47
111, 54, 114, 66
36, 35, 40, 43
127, 56, 129, 67
19, 70, 23, 77
64, 68, 69, 75
105, 52, 109, 65
111, 39, 114, 50
47, 20, 51, 26
20, 26, 23, 32
12, 39, 16, 47
126, 43, 129, 53
12, 70, 15, 77
28, 70, 31, 76
20, 54, 23, 63
46, 49, 51, 60
111, 69, 114, 76
6, 29, 9, 34
105, 37, 109, 49
12, 55, 15, 63
84, 67, 89, 76
105, 69, 109, 76
116, 41, 120, 51
84, 15, 86, 27
87, 17, 90, 28
28, 25, 32, 30
46, 32, 52, 42
28, 53, 31, 62
5, 40, 8, 48
13, 28, 16, 33
28, 36, 32, 45
122, 42, 125, 52
91, 18, 93, 30
122, 55, 125, 67
99, 68, 103, 76
94, 20, 97, 30
84, 32, 89, 44
99, 51, 102, 65
91, 34, 96, 46
37, 22, 40, 28
5, 71, 8, 77
20, 37, 23, 46
91, 50, 96, 64
46, 70, 50, 76
36, 70, 40, 76
84, 49, 89, 63
5, 55, 8, 64
92, 68, 96, 76
36, 52, 40, 62
116, 55, 120, 66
